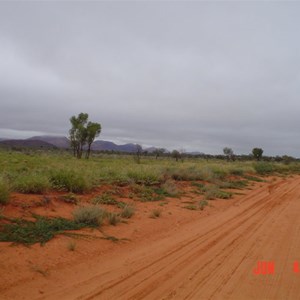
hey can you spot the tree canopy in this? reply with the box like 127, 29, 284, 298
69, 113, 101, 159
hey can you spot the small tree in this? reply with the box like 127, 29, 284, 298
171, 150, 181, 162
252, 148, 263, 161
85, 122, 101, 159
154, 148, 166, 159
134, 144, 143, 164
69, 113, 88, 159
223, 147, 234, 161
69, 113, 101, 159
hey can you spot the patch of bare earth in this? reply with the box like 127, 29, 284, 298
1, 176, 300, 299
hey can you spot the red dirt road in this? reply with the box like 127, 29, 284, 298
3, 176, 300, 299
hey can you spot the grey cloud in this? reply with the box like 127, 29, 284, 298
1, 1, 300, 156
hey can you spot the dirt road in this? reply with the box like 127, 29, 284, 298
3, 176, 300, 299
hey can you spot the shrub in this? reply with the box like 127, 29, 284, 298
60, 193, 78, 204
218, 180, 248, 189
199, 200, 208, 210
183, 205, 197, 210
107, 212, 121, 226
160, 180, 179, 196
67, 240, 77, 251
14, 174, 50, 194
120, 205, 135, 219
150, 209, 162, 218
0, 216, 83, 245
253, 162, 274, 175
72, 205, 106, 226
92, 193, 119, 205
0, 180, 10, 204
50, 170, 91, 193
204, 185, 232, 200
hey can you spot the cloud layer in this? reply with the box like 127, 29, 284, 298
1, 2, 300, 155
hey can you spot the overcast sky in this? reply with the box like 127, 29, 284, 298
1, 1, 300, 156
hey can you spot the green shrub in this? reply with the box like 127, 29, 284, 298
14, 174, 50, 194
120, 205, 135, 219
218, 180, 248, 189
50, 170, 91, 193
253, 162, 275, 175
199, 200, 208, 210
199, 200, 209, 210
0, 180, 10, 204
183, 204, 197, 210
204, 185, 232, 200
243, 175, 264, 182
60, 193, 78, 204
229, 168, 245, 176
92, 193, 118, 205
127, 170, 161, 185
72, 205, 106, 226
0, 216, 83, 245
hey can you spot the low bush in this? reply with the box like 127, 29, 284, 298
150, 209, 162, 218
92, 193, 119, 205
0, 180, 10, 204
204, 185, 232, 200
253, 162, 274, 175
72, 205, 106, 226
14, 174, 50, 194
199, 200, 209, 210
0, 215, 83, 245
50, 170, 91, 193
107, 212, 121, 226
120, 205, 135, 219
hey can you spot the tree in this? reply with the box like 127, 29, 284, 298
223, 147, 234, 161
85, 122, 101, 159
171, 150, 181, 162
69, 113, 101, 159
134, 144, 143, 164
153, 148, 166, 159
252, 148, 263, 161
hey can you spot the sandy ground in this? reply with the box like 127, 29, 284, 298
1, 176, 300, 299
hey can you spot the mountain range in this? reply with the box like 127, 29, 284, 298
0, 135, 156, 153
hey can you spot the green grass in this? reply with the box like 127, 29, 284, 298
0, 179, 10, 204
14, 174, 50, 194
0, 215, 84, 245
0, 150, 299, 197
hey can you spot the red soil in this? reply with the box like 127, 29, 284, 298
1, 176, 299, 299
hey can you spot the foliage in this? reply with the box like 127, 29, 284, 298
199, 200, 209, 210
120, 205, 135, 219
223, 147, 234, 161
0, 215, 84, 245
69, 112, 101, 159
252, 148, 264, 161
50, 169, 91, 193
0, 179, 10, 204
72, 205, 106, 226
171, 150, 181, 162
253, 162, 274, 175
14, 174, 50, 194
107, 212, 121, 226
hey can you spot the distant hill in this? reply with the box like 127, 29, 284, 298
0, 139, 57, 149
91, 140, 138, 152
0, 135, 174, 154
28, 136, 70, 148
